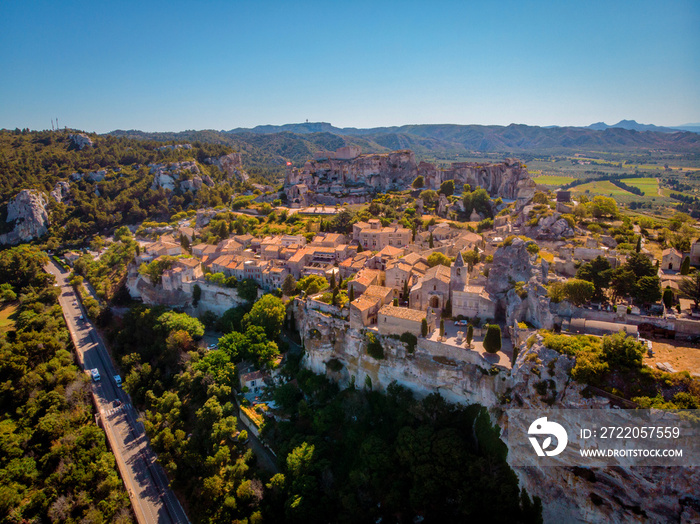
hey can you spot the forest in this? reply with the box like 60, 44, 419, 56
0, 246, 132, 523
0, 129, 250, 246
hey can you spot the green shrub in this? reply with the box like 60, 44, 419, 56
366, 333, 384, 359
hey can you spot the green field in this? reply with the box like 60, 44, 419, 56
0, 302, 18, 330
532, 175, 575, 186
622, 177, 659, 196
570, 180, 635, 197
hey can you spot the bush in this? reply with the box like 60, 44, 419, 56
366, 333, 384, 359
400, 332, 418, 353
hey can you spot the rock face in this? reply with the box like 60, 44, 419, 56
284, 149, 535, 207
486, 238, 534, 295
505, 279, 555, 329
421, 158, 536, 205
436, 194, 449, 217
149, 161, 201, 191
524, 212, 575, 239
205, 153, 247, 182
0, 190, 50, 245
50, 181, 71, 203
298, 302, 700, 523
69, 133, 93, 150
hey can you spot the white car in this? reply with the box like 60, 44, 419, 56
90, 368, 101, 382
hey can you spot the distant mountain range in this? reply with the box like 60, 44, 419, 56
109, 120, 700, 170
586, 119, 700, 134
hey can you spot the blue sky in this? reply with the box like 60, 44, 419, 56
1, 0, 698, 133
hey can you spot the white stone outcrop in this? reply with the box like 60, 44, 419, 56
205, 153, 247, 181
149, 161, 200, 191
50, 181, 71, 203
0, 190, 50, 245
284, 148, 535, 207
486, 238, 534, 295
69, 133, 93, 150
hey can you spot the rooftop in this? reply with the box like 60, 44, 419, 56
379, 305, 426, 322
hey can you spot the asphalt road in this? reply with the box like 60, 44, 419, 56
46, 261, 189, 524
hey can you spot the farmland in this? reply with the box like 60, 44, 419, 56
532, 175, 575, 186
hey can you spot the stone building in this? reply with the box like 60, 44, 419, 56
662, 247, 684, 271
377, 305, 431, 337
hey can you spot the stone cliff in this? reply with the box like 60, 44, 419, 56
295, 299, 700, 523
0, 189, 50, 245
205, 153, 248, 182
284, 148, 535, 206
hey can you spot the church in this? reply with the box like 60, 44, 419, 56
409, 252, 496, 320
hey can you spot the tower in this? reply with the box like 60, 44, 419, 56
451, 251, 468, 288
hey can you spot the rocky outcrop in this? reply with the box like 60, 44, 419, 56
501, 337, 700, 523
50, 181, 71, 203
149, 161, 200, 191
285, 149, 416, 206
205, 153, 247, 182
505, 279, 554, 329
86, 170, 106, 182
69, 133, 93, 150
486, 238, 535, 295
284, 147, 536, 207
436, 194, 449, 217
421, 158, 536, 205
0, 190, 49, 245
523, 212, 575, 240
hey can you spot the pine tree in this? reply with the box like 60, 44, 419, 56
635, 236, 641, 253
421, 318, 428, 337
466, 324, 474, 347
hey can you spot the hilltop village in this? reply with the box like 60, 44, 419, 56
14, 140, 700, 523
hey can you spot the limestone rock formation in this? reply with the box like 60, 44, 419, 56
86, 170, 106, 182
505, 279, 554, 329
0, 190, 50, 245
69, 133, 93, 149
50, 181, 71, 203
436, 194, 449, 217
149, 161, 200, 191
524, 213, 575, 240
285, 149, 416, 206
205, 153, 247, 181
284, 147, 536, 207
420, 157, 536, 205
486, 238, 534, 295
415, 197, 424, 215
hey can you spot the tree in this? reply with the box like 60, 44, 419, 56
281, 274, 297, 296
412, 176, 424, 189
575, 256, 611, 302
601, 332, 645, 369
624, 252, 656, 279
428, 232, 434, 249
427, 251, 451, 268
609, 267, 636, 302
243, 294, 286, 340
439, 318, 445, 338
0, 282, 16, 302
635, 236, 641, 253
590, 196, 618, 218
296, 274, 328, 295
483, 324, 501, 353
678, 271, 700, 308
402, 279, 409, 301
193, 283, 202, 307
421, 318, 428, 337
681, 257, 691, 275
439, 179, 455, 197
662, 287, 674, 309
419, 189, 438, 207
466, 325, 473, 347
561, 279, 595, 306
329, 272, 336, 290
157, 311, 205, 339
348, 285, 355, 302
634, 275, 661, 306
114, 226, 132, 242
443, 298, 452, 317
238, 278, 258, 302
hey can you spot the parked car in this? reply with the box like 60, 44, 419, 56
90, 368, 100, 382
454, 320, 468, 326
